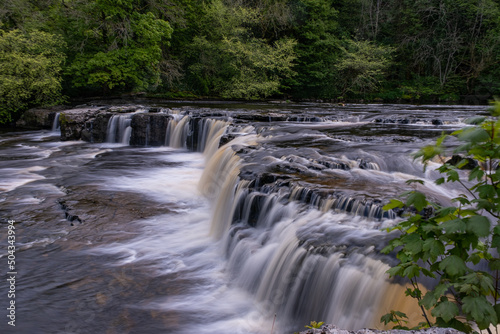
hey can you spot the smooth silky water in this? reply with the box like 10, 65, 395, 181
0, 103, 490, 333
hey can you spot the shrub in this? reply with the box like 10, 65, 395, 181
382, 101, 500, 333
0, 29, 66, 124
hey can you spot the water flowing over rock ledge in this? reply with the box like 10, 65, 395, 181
8, 101, 491, 332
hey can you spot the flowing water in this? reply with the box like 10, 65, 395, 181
0, 102, 490, 334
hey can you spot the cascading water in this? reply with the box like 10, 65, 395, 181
106, 114, 133, 144
52, 112, 60, 132
1, 103, 490, 334
165, 114, 190, 148
197, 128, 427, 331
164, 111, 230, 157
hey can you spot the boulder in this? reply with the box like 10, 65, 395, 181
16, 105, 67, 129
59, 106, 105, 141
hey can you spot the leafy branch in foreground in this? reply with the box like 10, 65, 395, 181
382, 101, 500, 333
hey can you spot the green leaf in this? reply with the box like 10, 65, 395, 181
473, 198, 495, 211
420, 291, 437, 309
469, 167, 484, 181
423, 239, 445, 261
436, 133, 447, 146
435, 317, 472, 333
431, 298, 459, 322
466, 216, 490, 237
439, 255, 468, 276
491, 101, 500, 117
457, 127, 490, 143
434, 282, 451, 297
406, 179, 424, 185
386, 266, 404, 277
493, 225, 500, 235
451, 196, 470, 205
446, 170, 460, 182
435, 177, 445, 185
393, 310, 408, 319
469, 253, 481, 265
477, 184, 496, 199
383, 199, 404, 211
440, 219, 466, 234
462, 295, 498, 329
462, 272, 494, 295
415, 145, 443, 162
402, 264, 421, 279
380, 313, 393, 325
464, 116, 486, 125
402, 234, 424, 254
494, 304, 500, 323
456, 159, 470, 169
491, 234, 500, 250
406, 192, 427, 211
435, 206, 457, 217
489, 259, 500, 271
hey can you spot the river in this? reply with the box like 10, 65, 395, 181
0, 102, 490, 333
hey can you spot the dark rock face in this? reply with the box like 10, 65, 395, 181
81, 112, 113, 143
16, 105, 67, 129
130, 113, 171, 146
59, 107, 104, 141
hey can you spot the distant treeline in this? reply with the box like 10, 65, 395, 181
1, 0, 500, 123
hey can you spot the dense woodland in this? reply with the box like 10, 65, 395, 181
1, 0, 500, 124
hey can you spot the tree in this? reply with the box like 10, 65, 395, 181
187, 0, 296, 99
287, 0, 341, 98
382, 101, 500, 333
394, 0, 500, 90
335, 39, 393, 96
61, 0, 173, 93
0, 29, 65, 124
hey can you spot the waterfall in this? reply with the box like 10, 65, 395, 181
106, 114, 132, 144
52, 112, 60, 132
199, 132, 258, 239
165, 114, 229, 156
198, 118, 229, 157
197, 128, 425, 331
166, 114, 190, 148
219, 183, 417, 330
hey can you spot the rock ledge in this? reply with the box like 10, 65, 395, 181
297, 325, 463, 334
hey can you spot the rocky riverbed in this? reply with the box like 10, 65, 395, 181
3, 101, 490, 333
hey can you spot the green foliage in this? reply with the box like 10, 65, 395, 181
187, 0, 296, 99
380, 310, 410, 330
335, 39, 394, 96
286, 0, 340, 98
1, 0, 500, 102
382, 101, 500, 332
63, 1, 173, 93
0, 29, 66, 124
305, 321, 324, 329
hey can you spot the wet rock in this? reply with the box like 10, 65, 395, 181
130, 113, 170, 146
59, 105, 153, 142
59, 106, 105, 141
445, 155, 478, 169
236, 113, 288, 122
16, 105, 67, 129
81, 112, 113, 143
297, 324, 464, 334
432, 119, 444, 126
